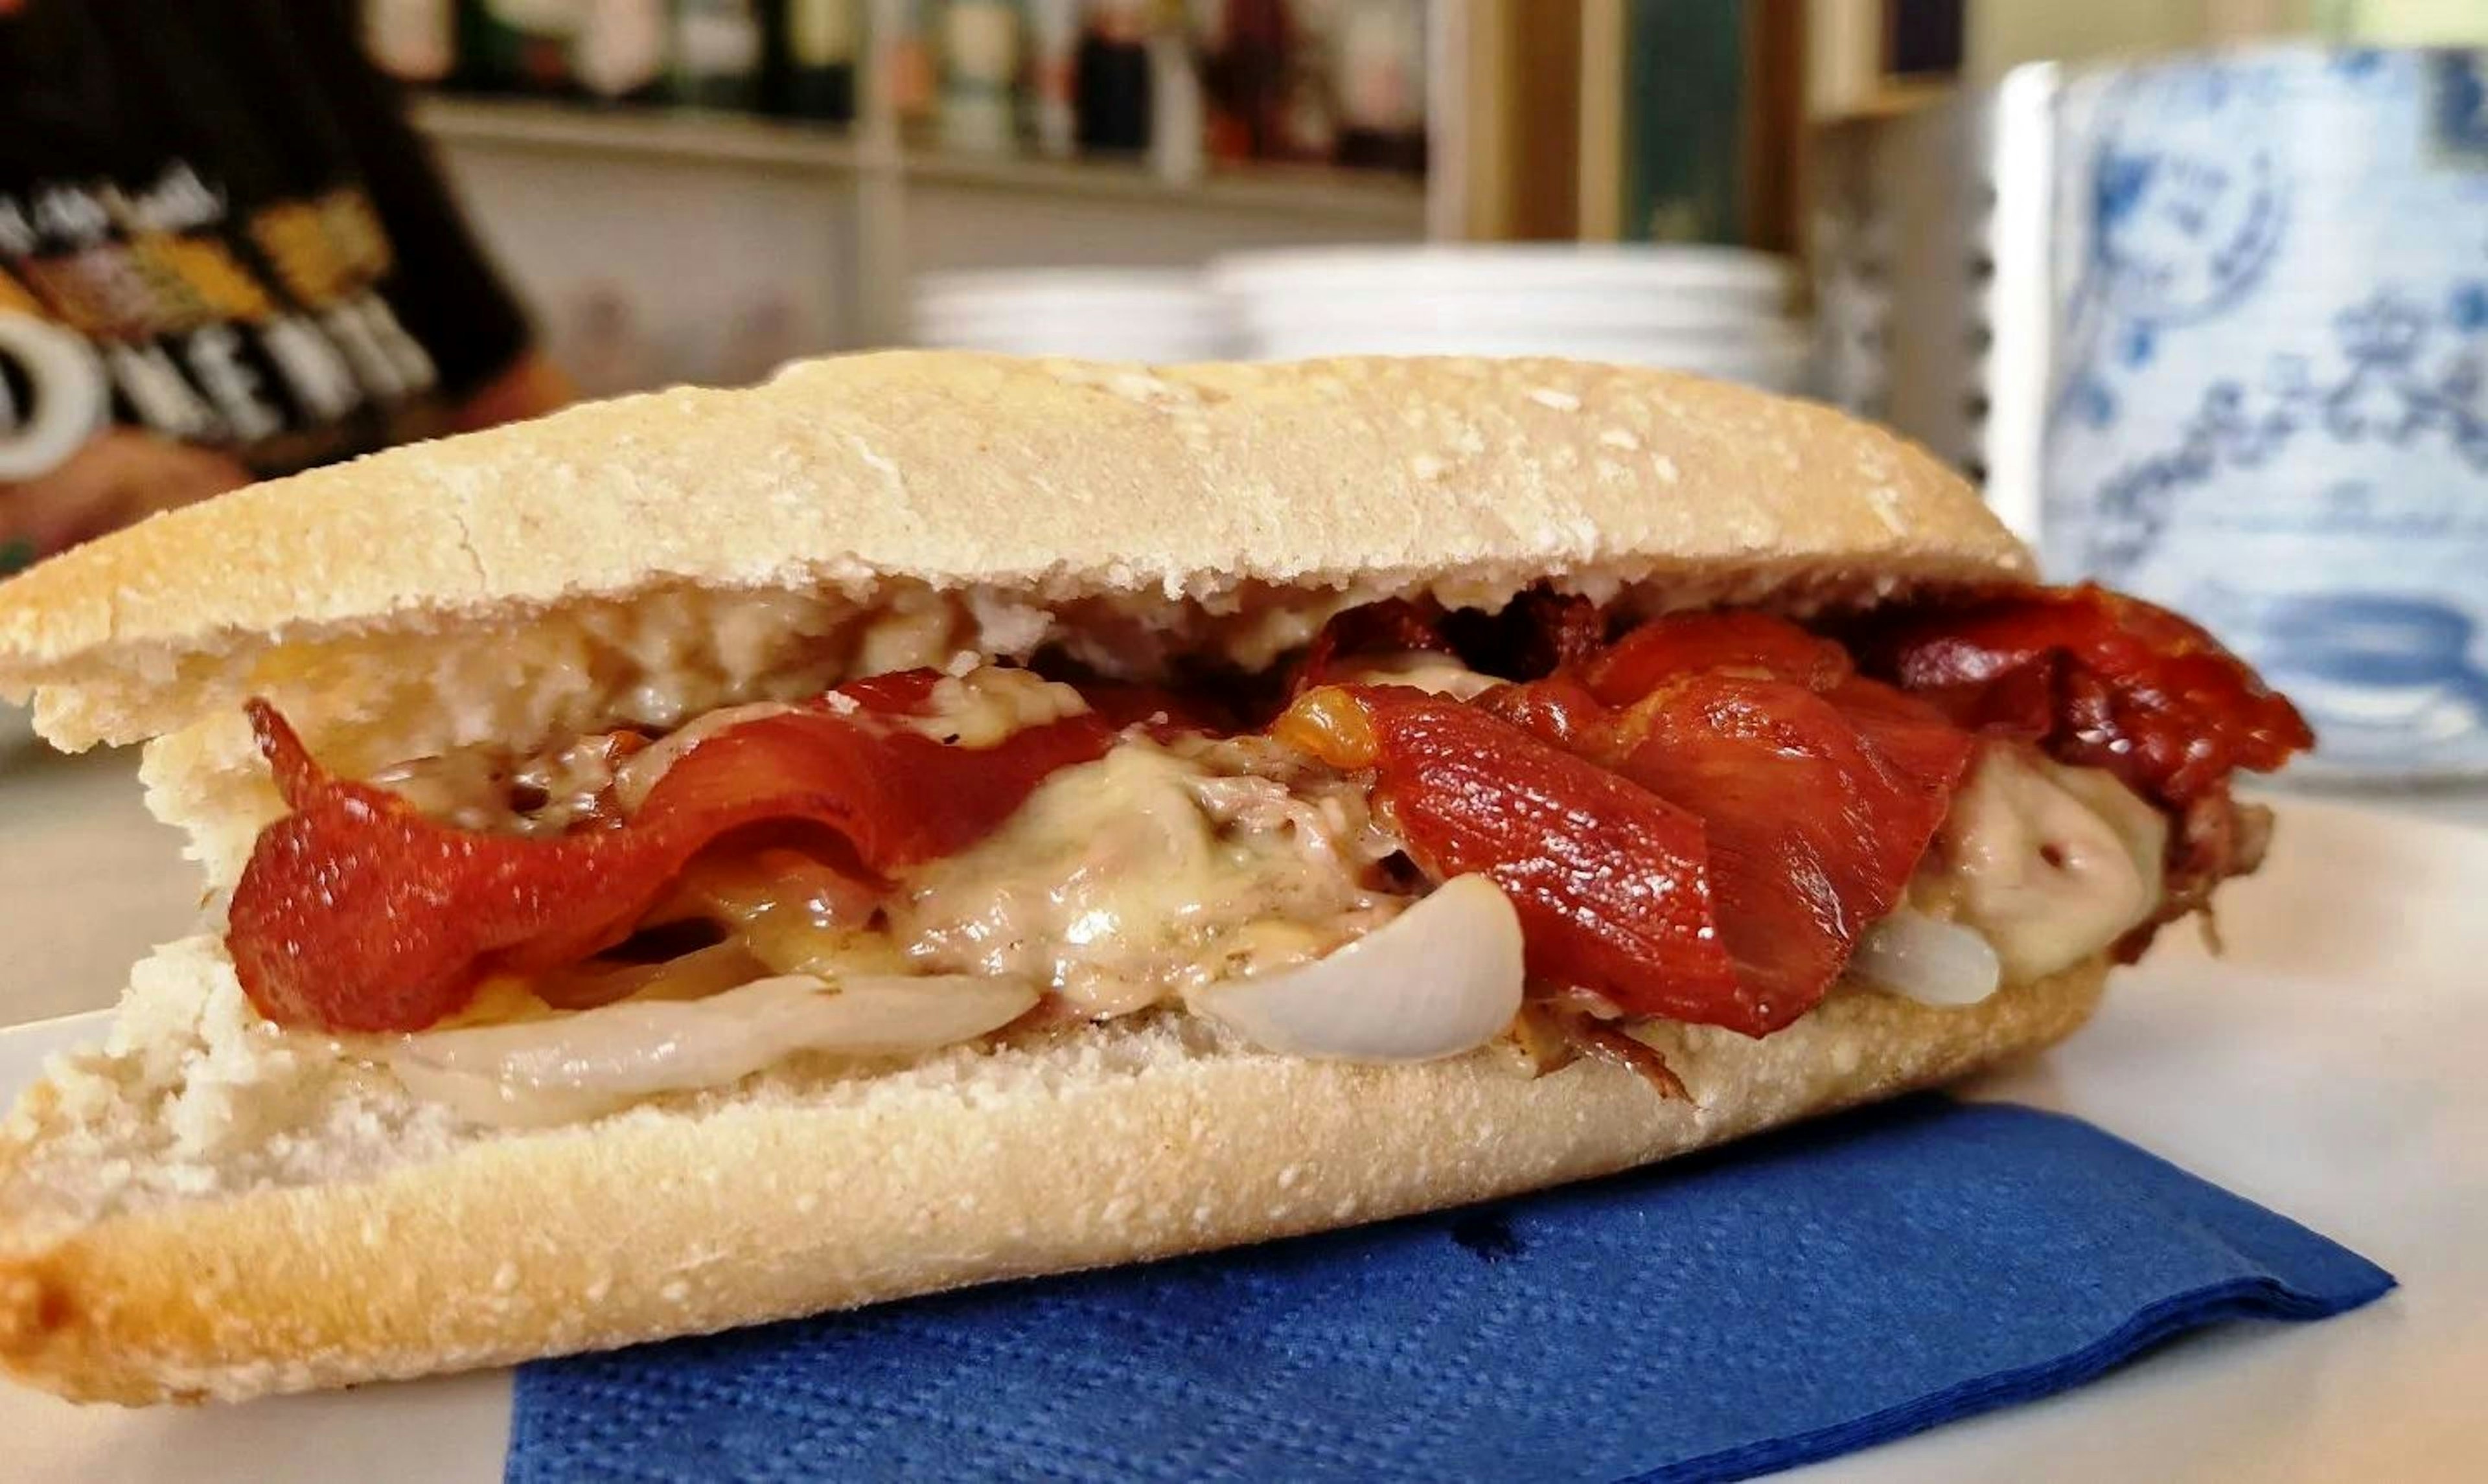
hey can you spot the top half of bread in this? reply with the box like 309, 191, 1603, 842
0, 352, 2028, 886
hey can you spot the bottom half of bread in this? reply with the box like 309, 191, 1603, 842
1, 959, 2106, 1404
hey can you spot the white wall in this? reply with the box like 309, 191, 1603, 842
432, 137, 1422, 392
432, 144, 858, 396
899, 182, 1414, 274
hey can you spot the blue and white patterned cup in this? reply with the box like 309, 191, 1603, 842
2043, 47, 2488, 782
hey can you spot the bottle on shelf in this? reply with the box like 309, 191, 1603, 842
1145, 1, 1204, 182
575, 0, 672, 104
877, 0, 941, 139
1263, 0, 1338, 163
1331, 0, 1423, 174
365, 0, 458, 86
1073, 0, 1152, 154
766, 0, 862, 122
457, 0, 586, 94
671, 0, 766, 109
1200, 0, 1291, 164
938, 0, 1024, 155
1024, 0, 1081, 156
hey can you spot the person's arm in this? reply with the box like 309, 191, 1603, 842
0, 429, 253, 570
448, 347, 575, 433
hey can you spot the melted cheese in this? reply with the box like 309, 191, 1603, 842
1916, 745, 2167, 983
888, 737, 1403, 1017
897, 668, 1090, 747
370, 731, 647, 837
1339, 650, 1506, 700
356, 668, 2176, 1102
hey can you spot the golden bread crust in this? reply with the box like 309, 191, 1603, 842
1, 962, 2102, 1404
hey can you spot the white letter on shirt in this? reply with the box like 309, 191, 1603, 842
182, 323, 282, 441
259, 315, 363, 421
103, 341, 225, 442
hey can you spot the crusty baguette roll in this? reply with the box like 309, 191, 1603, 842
0, 352, 2027, 882
1, 940, 2104, 1405
0, 352, 2077, 1406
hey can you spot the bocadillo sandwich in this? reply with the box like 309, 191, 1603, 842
0, 353, 2308, 1404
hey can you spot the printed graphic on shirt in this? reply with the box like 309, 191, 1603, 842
0, 161, 446, 473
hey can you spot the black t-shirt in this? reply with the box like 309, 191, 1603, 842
0, 0, 531, 476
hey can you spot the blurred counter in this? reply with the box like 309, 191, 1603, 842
0, 746, 2484, 1034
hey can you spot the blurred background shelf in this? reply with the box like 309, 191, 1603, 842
415, 95, 1427, 385
404, 4, 2488, 404
415, 95, 1424, 228
415, 95, 866, 173
892, 145, 1426, 227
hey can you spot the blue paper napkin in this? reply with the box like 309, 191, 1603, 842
507, 1097, 2393, 1483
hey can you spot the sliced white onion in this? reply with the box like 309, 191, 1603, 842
390, 973, 1038, 1127
1936, 747, 2167, 983
1849, 910, 2003, 1007
1188, 874, 1524, 1063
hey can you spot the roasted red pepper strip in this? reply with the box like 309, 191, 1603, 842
1474, 673, 1616, 754
1275, 685, 1747, 1028
1852, 583, 2312, 806
1295, 589, 1607, 696
1607, 673, 1973, 1031
1585, 610, 1852, 703
1289, 597, 1457, 695
1500, 588, 1607, 676
1074, 679, 1238, 738
1464, 610, 1976, 1033
225, 700, 1113, 1033
1438, 588, 1608, 680
1495, 612, 1968, 1029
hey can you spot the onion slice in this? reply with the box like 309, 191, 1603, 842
1189, 874, 1525, 1062
1848, 910, 2003, 1007
390, 972, 1038, 1127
